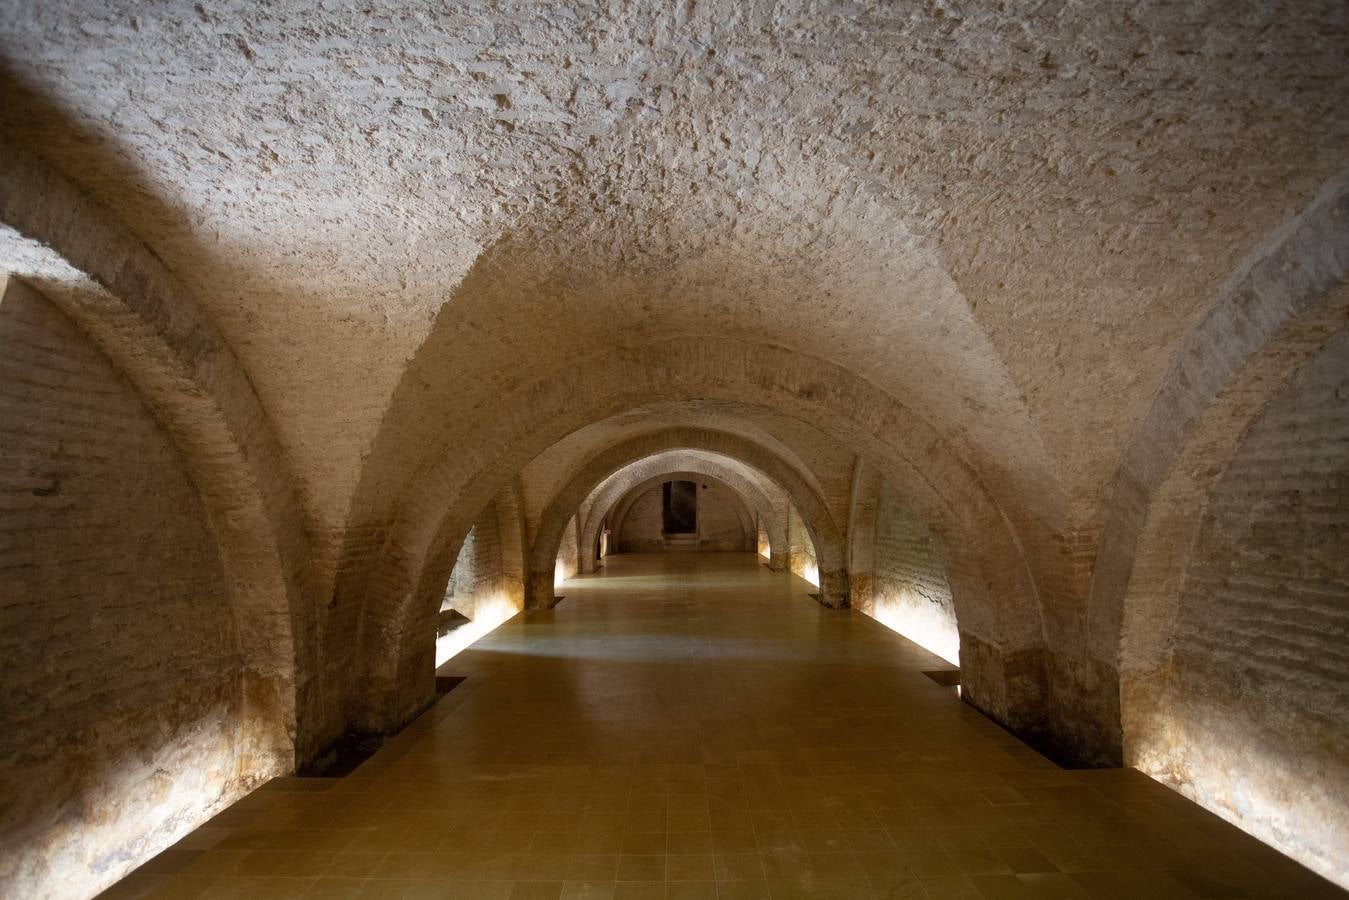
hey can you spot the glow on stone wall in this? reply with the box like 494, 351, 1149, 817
787, 503, 819, 587
554, 514, 579, 587
868, 587, 960, 665
1132, 706, 1348, 889
435, 591, 516, 666
865, 482, 961, 665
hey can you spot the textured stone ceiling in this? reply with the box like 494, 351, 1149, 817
2, 0, 1346, 539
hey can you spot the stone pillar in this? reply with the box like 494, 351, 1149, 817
524, 571, 555, 610
817, 568, 851, 609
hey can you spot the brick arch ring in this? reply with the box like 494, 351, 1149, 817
526, 428, 849, 609
577, 457, 790, 574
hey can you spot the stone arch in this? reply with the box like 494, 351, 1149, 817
345, 341, 1051, 742
0, 141, 318, 761
604, 471, 756, 557
526, 429, 846, 610
1088, 171, 1349, 763
577, 453, 789, 575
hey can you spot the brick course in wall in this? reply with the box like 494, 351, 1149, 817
0, 281, 247, 899
867, 480, 960, 664
787, 503, 818, 585
1142, 330, 1349, 885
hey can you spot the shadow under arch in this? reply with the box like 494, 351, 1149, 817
526, 429, 841, 609
577, 454, 789, 574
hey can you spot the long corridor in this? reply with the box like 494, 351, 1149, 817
107, 554, 1342, 899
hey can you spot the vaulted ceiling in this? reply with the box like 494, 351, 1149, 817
4, 1, 1345, 555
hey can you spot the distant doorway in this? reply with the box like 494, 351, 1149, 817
662, 480, 697, 534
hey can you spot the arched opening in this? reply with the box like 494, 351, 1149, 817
553, 513, 580, 589
1, 148, 313, 897
574, 450, 793, 577
433, 496, 524, 667
523, 429, 849, 613
435, 527, 478, 664
0, 276, 294, 897
605, 475, 754, 555
1095, 175, 1349, 884
786, 502, 820, 587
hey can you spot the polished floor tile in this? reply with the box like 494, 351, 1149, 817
102, 553, 1343, 899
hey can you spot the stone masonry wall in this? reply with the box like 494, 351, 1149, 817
0, 282, 246, 899
555, 514, 579, 584
442, 526, 476, 614
1137, 330, 1349, 885
695, 481, 750, 551
867, 481, 960, 665
788, 503, 818, 585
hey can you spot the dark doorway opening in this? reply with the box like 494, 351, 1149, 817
662, 480, 697, 534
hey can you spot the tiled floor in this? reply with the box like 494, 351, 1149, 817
106, 553, 1344, 899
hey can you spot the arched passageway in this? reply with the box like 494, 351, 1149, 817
572, 452, 791, 574
522, 428, 851, 614
3, 6, 1348, 898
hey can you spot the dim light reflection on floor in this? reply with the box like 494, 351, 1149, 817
107, 551, 1342, 898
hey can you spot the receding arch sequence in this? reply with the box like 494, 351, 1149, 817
527, 429, 846, 611
344, 342, 1051, 748
577, 453, 789, 575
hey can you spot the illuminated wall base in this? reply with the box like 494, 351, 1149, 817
867, 588, 960, 666
434, 593, 518, 667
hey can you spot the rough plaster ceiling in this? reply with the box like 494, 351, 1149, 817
2, 0, 1346, 537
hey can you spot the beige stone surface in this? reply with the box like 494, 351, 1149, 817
2, 2, 1348, 897
611, 479, 752, 553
